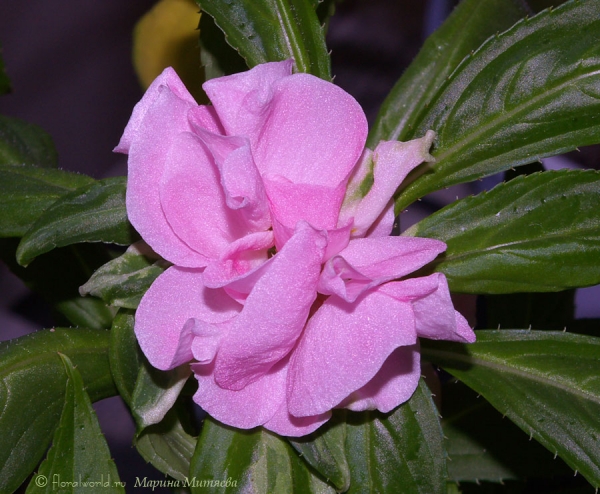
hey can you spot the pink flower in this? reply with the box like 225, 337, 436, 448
116, 61, 475, 437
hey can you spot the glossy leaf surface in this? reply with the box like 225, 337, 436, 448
289, 417, 350, 492
16, 177, 135, 266
0, 164, 93, 238
408, 170, 600, 293
422, 330, 600, 487
0, 329, 115, 494
368, 0, 528, 147
344, 379, 447, 494
196, 0, 330, 79
26, 354, 124, 493
396, 0, 600, 210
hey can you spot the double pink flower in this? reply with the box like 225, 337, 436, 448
116, 61, 474, 436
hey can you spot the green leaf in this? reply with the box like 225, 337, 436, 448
190, 418, 335, 493
344, 379, 447, 494
26, 354, 124, 494
422, 330, 600, 488
108, 309, 141, 406
368, 0, 529, 147
80, 243, 168, 309
134, 405, 197, 482
0, 115, 57, 167
199, 11, 249, 83
395, 0, 600, 211
407, 170, 600, 293
108, 310, 197, 481
131, 362, 191, 430
289, 416, 350, 492
196, 0, 331, 79
0, 164, 94, 238
0, 240, 114, 329
442, 380, 572, 483
16, 177, 136, 266
0, 328, 116, 494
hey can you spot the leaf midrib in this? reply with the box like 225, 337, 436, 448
434, 66, 600, 171
422, 346, 600, 406
440, 224, 600, 266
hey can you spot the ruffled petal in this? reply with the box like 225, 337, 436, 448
192, 356, 288, 430
338, 345, 420, 413
202, 230, 274, 288
287, 290, 416, 417
160, 132, 248, 264
318, 236, 446, 302
135, 266, 240, 370
115, 67, 198, 153
380, 273, 476, 343
203, 60, 294, 140
124, 83, 210, 266
263, 400, 331, 437
193, 129, 271, 232
340, 131, 436, 237
214, 222, 327, 390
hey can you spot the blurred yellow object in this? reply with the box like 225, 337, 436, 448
133, 0, 205, 102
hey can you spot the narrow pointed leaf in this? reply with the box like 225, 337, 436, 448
0, 164, 93, 237
407, 170, 600, 293
0, 115, 57, 167
26, 354, 124, 493
196, 0, 331, 79
80, 243, 168, 309
368, 0, 528, 147
289, 416, 350, 492
190, 418, 335, 493
16, 177, 136, 266
422, 330, 600, 488
396, 0, 600, 211
199, 11, 249, 83
345, 379, 447, 494
0, 329, 116, 494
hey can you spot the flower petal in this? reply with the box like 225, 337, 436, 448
192, 357, 288, 430
380, 273, 476, 343
124, 84, 212, 266
340, 131, 436, 237
193, 128, 271, 232
202, 230, 274, 288
338, 345, 420, 413
318, 236, 446, 302
214, 222, 327, 391
263, 401, 331, 437
203, 60, 294, 139
114, 67, 198, 153
287, 290, 416, 417
160, 132, 249, 264
135, 266, 240, 370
